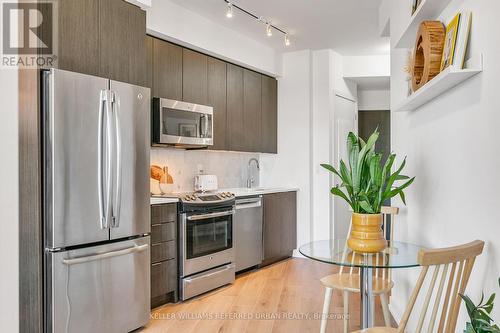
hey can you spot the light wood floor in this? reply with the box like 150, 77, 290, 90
141, 258, 395, 333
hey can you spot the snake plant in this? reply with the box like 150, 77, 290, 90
321, 129, 415, 214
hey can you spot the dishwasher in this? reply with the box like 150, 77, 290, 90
234, 196, 263, 272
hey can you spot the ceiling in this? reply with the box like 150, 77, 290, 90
169, 0, 389, 55
345, 76, 390, 90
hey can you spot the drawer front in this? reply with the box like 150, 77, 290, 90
151, 259, 177, 298
151, 222, 176, 244
151, 241, 176, 263
151, 204, 177, 224
181, 263, 235, 301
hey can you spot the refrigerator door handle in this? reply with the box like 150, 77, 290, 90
112, 92, 122, 228
104, 90, 114, 228
97, 90, 107, 229
61, 243, 149, 265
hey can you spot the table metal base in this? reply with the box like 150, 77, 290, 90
360, 267, 373, 329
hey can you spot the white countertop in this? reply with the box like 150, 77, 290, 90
224, 187, 299, 197
150, 187, 298, 205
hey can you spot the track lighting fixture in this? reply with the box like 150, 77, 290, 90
222, 0, 290, 47
226, 2, 233, 18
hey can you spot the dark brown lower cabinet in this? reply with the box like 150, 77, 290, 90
261, 191, 297, 266
150, 203, 178, 308
151, 259, 177, 307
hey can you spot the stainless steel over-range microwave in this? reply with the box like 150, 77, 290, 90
152, 97, 214, 147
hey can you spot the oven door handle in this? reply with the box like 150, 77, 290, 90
186, 210, 235, 221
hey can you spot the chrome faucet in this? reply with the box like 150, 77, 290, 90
246, 158, 260, 188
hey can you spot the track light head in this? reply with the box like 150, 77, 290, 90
226, 2, 233, 18
284, 34, 290, 46
266, 23, 272, 37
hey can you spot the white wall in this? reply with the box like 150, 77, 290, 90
146, 0, 281, 77
311, 50, 335, 241
260, 50, 312, 251
358, 89, 390, 110
343, 55, 391, 79
388, 0, 500, 329
261, 49, 359, 250
0, 69, 19, 332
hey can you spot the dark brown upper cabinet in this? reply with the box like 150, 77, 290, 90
56, 0, 147, 87
243, 69, 262, 152
261, 75, 278, 153
146, 38, 278, 154
226, 64, 245, 152
207, 57, 227, 151
182, 49, 208, 105
145, 36, 154, 90
153, 39, 183, 100
127, 3, 148, 87
57, 0, 100, 76
99, 0, 147, 86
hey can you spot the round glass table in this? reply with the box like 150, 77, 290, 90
299, 239, 425, 329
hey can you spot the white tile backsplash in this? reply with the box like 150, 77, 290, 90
151, 147, 260, 192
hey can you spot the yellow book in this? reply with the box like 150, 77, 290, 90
440, 13, 461, 71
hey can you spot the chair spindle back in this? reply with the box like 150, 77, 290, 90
396, 240, 484, 333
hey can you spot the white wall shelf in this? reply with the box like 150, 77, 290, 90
395, 0, 451, 49
394, 54, 483, 112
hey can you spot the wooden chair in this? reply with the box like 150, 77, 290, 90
320, 206, 399, 333
352, 239, 485, 333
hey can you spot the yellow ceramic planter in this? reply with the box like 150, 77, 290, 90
347, 213, 387, 253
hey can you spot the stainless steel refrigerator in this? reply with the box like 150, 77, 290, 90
42, 69, 151, 333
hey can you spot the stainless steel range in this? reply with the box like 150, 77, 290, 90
178, 191, 236, 300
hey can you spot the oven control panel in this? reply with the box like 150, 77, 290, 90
182, 192, 235, 203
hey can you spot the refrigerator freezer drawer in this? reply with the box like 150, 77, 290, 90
46, 237, 150, 333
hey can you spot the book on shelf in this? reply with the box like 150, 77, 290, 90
453, 11, 472, 69
440, 13, 461, 71
440, 11, 473, 71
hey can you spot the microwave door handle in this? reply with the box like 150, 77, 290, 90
105, 90, 114, 228
199, 114, 204, 138
97, 90, 106, 229
112, 92, 122, 228
204, 114, 209, 138
200, 114, 208, 138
